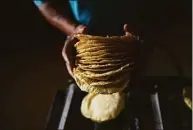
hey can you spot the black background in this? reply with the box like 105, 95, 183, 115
0, 0, 191, 130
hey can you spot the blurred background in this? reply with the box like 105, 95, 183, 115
0, 0, 191, 130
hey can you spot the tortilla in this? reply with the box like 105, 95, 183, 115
74, 69, 130, 86
75, 40, 133, 52
77, 62, 126, 72
76, 44, 130, 53
76, 54, 134, 61
73, 69, 129, 93
183, 87, 192, 110
76, 58, 133, 65
75, 63, 133, 78
78, 49, 131, 57
72, 34, 136, 94
81, 92, 125, 122
77, 62, 123, 68
76, 49, 131, 57
74, 34, 134, 42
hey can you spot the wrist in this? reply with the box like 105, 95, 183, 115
53, 15, 79, 35
66, 23, 80, 36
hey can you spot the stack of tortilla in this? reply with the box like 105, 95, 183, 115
72, 34, 138, 122
183, 87, 192, 110
73, 34, 137, 94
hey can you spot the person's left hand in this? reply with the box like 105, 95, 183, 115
62, 25, 88, 78
123, 24, 141, 56
123, 24, 132, 36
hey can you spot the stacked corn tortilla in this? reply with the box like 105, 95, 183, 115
72, 34, 138, 122
183, 87, 192, 110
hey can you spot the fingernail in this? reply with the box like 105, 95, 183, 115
83, 27, 88, 33
124, 24, 128, 30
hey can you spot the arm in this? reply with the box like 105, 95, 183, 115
34, 0, 87, 77
34, 0, 80, 35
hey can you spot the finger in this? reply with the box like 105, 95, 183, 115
123, 24, 132, 36
62, 37, 76, 63
62, 37, 77, 77
64, 54, 75, 77
76, 26, 88, 34
62, 38, 71, 63
66, 62, 74, 78
82, 26, 88, 34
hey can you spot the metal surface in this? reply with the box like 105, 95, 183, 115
45, 77, 192, 130
150, 86, 164, 130
58, 84, 75, 130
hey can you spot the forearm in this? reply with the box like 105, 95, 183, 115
38, 3, 78, 35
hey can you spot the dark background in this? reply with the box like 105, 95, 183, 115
0, 0, 191, 130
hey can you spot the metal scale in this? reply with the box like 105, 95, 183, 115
45, 77, 191, 130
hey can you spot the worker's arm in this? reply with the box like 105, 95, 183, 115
33, 0, 87, 77
33, 0, 87, 35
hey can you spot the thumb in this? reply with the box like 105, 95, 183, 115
75, 25, 88, 34
66, 62, 74, 78
123, 24, 132, 36
81, 26, 88, 34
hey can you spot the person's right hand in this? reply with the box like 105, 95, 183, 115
62, 25, 88, 78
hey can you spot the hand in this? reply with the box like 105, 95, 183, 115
62, 25, 88, 77
123, 24, 140, 41
72, 24, 88, 34
123, 24, 132, 36
123, 24, 141, 56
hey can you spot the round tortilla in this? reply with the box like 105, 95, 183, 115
74, 66, 131, 81
76, 55, 133, 62
78, 66, 117, 72
73, 69, 129, 94
75, 41, 133, 53
76, 45, 131, 54
183, 87, 192, 110
74, 34, 134, 42
76, 50, 130, 58
81, 92, 125, 123
74, 67, 130, 94
74, 69, 130, 86
76, 58, 132, 65
72, 34, 136, 94
77, 62, 126, 72
77, 61, 127, 68
75, 63, 133, 79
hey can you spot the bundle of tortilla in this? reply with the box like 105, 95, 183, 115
183, 87, 192, 110
73, 34, 138, 94
72, 34, 139, 122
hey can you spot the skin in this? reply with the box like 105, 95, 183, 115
37, 2, 132, 78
